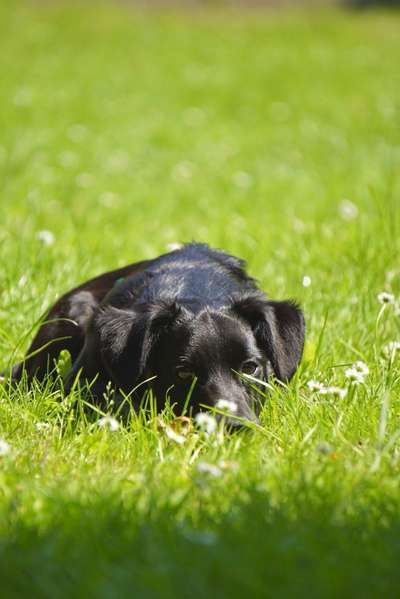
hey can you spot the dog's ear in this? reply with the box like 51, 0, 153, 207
232, 293, 305, 381
94, 300, 187, 391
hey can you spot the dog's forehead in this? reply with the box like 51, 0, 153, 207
181, 309, 258, 362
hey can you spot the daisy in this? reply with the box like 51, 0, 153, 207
321, 386, 348, 399
353, 361, 369, 376
35, 422, 51, 431
0, 439, 11, 456
377, 292, 395, 305
197, 461, 222, 477
36, 230, 55, 246
218, 459, 239, 472
307, 380, 326, 392
98, 416, 119, 431
215, 399, 237, 414
383, 341, 400, 357
165, 427, 186, 445
195, 413, 217, 435
339, 199, 358, 221
345, 367, 365, 385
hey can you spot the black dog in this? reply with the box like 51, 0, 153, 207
7, 243, 305, 422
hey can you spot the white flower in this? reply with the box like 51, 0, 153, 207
218, 459, 239, 472
321, 386, 348, 399
307, 380, 326, 392
316, 442, 334, 455
383, 341, 400, 357
36, 230, 55, 246
0, 375, 5, 384
345, 368, 364, 384
18, 274, 27, 287
345, 362, 369, 385
302, 276, 312, 288
195, 412, 217, 435
98, 416, 119, 431
215, 399, 237, 414
0, 439, 11, 456
377, 292, 395, 305
339, 199, 358, 221
197, 461, 222, 477
35, 422, 51, 431
307, 380, 347, 399
165, 427, 186, 445
353, 361, 369, 376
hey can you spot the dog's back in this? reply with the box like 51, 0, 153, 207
105, 243, 257, 311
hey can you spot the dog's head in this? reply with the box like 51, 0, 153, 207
94, 292, 305, 422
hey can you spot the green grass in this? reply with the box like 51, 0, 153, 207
1, 2, 400, 597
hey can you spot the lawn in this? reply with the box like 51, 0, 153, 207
1, 2, 400, 597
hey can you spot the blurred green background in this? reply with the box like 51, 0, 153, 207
1, 2, 400, 597
1, 0, 399, 353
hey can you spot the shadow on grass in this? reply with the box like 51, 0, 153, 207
1, 491, 399, 599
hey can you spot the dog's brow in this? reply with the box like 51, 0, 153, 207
183, 310, 259, 367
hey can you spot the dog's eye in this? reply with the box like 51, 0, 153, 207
177, 369, 195, 381
241, 361, 259, 376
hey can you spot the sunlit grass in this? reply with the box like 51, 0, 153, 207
0, 2, 400, 597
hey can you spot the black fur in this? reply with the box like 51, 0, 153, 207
6, 243, 305, 422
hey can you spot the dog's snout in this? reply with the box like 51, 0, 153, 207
213, 396, 259, 428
